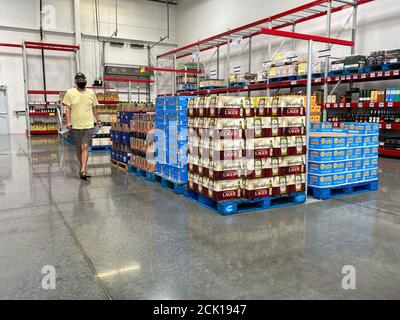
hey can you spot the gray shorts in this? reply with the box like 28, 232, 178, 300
70, 128, 94, 147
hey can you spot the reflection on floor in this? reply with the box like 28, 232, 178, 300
0, 134, 400, 299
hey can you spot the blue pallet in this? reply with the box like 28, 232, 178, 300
328, 68, 360, 77
128, 165, 157, 182
89, 145, 111, 152
228, 81, 247, 88
184, 189, 306, 216
155, 174, 186, 194
199, 86, 226, 90
299, 73, 324, 79
269, 76, 298, 83
382, 63, 400, 71
363, 65, 383, 73
308, 180, 378, 200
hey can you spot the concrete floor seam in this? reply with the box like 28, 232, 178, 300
15, 136, 113, 300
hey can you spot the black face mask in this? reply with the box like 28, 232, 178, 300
77, 81, 87, 89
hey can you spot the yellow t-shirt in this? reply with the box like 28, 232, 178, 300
63, 88, 98, 129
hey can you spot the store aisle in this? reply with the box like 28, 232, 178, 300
1, 134, 400, 299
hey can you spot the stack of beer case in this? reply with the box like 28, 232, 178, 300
308, 122, 379, 190
130, 113, 156, 172
187, 95, 307, 202
110, 104, 136, 165
155, 96, 190, 183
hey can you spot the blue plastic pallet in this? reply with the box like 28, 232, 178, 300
199, 86, 226, 90
184, 189, 306, 216
269, 76, 298, 83
228, 81, 247, 88
328, 68, 360, 77
90, 145, 111, 152
154, 174, 186, 194
128, 165, 157, 182
308, 180, 378, 200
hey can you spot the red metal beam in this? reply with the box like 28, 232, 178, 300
26, 46, 77, 52
144, 66, 203, 74
104, 77, 154, 84
28, 90, 63, 95
0, 43, 22, 48
259, 28, 354, 46
25, 41, 80, 50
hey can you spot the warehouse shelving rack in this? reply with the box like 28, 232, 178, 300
21, 41, 80, 136
0, 41, 80, 135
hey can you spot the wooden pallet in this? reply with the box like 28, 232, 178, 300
111, 159, 129, 171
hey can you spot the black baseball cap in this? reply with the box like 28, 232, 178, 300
75, 73, 86, 81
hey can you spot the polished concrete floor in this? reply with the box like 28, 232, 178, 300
1, 134, 400, 300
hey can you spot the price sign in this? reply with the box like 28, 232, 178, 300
370, 73, 376, 78
385, 71, 391, 77
346, 103, 351, 108
358, 103, 363, 108
379, 102, 384, 108
386, 124, 392, 130
336, 77, 340, 81
361, 73, 367, 79
341, 76, 346, 81
291, 81, 297, 85
378, 72, 383, 77
388, 102, 393, 108
315, 78, 321, 82
394, 70, 400, 76
346, 75, 351, 80
334, 104, 338, 108
340, 103, 344, 108
370, 103, 375, 108
354, 75, 359, 79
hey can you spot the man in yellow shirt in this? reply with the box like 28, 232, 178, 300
63, 73, 101, 180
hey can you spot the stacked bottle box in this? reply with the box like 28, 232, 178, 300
130, 113, 156, 171
308, 122, 379, 187
155, 96, 190, 183
110, 104, 134, 165
187, 95, 308, 202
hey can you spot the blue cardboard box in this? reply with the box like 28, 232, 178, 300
310, 122, 333, 132
308, 174, 333, 187
346, 147, 363, 159
363, 135, 379, 146
332, 160, 346, 173
309, 149, 334, 162
309, 137, 334, 149
347, 135, 364, 147
333, 149, 346, 161
363, 146, 379, 158
309, 162, 334, 175
363, 157, 378, 169
332, 173, 346, 186
332, 137, 347, 148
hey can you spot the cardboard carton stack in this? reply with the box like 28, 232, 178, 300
187, 95, 307, 202
308, 122, 379, 188
155, 96, 190, 183
130, 113, 155, 172
110, 103, 154, 165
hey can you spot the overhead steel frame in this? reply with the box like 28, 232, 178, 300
155, 0, 370, 98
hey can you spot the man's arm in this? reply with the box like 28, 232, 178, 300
65, 105, 72, 128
